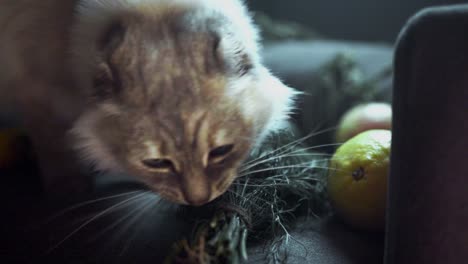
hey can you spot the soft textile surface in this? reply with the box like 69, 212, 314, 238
1, 39, 393, 263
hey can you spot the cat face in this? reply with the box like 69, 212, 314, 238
84, 106, 254, 205
71, 4, 296, 205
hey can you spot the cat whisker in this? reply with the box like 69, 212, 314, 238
291, 142, 343, 153
240, 153, 332, 173
238, 165, 343, 179
40, 190, 145, 226
110, 195, 159, 243
240, 177, 250, 198
239, 161, 320, 176
235, 170, 311, 184
230, 181, 319, 188
118, 197, 160, 257
240, 187, 282, 206
45, 191, 150, 255
243, 126, 338, 167
226, 189, 272, 210
86, 196, 154, 243
240, 141, 343, 174
233, 173, 289, 187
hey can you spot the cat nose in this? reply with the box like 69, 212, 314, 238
182, 178, 212, 206
185, 194, 211, 206
184, 189, 212, 206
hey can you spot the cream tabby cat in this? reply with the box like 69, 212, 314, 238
0, 0, 296, 205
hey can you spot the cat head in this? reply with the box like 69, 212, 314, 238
70, 0, 297, 205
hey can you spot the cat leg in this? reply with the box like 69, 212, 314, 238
18, 82, 92, 198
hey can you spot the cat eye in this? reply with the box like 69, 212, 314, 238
208, 144, 234, 164
142, 158, 175, 172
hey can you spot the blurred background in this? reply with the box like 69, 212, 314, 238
246, 0, 466, 43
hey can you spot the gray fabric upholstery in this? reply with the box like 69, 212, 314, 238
1, 40, 392, 263
263, 40, 393, 151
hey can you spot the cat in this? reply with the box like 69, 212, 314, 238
0, 0, 297, 206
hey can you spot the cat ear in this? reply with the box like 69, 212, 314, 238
92, 20, 126, 98
92, 62, 114, 98
235, 52, 253, 77
240, 67, 299, 144
98, 20, 126, 55
217, 35, 254, 77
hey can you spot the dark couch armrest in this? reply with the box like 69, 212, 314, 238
386, 4, 468, 264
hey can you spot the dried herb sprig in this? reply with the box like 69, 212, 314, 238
166, 129, 329, 264
165, 212, 249, 264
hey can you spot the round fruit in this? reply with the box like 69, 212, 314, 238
328, 129, 391, 231
336, 102, 392, 143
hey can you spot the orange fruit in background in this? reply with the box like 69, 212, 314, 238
336, 102, 392, 143
328, 129, 391, 231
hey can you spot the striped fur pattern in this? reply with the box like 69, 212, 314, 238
0, 0, 297, 205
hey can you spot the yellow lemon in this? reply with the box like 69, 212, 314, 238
328, 129, 391, 231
